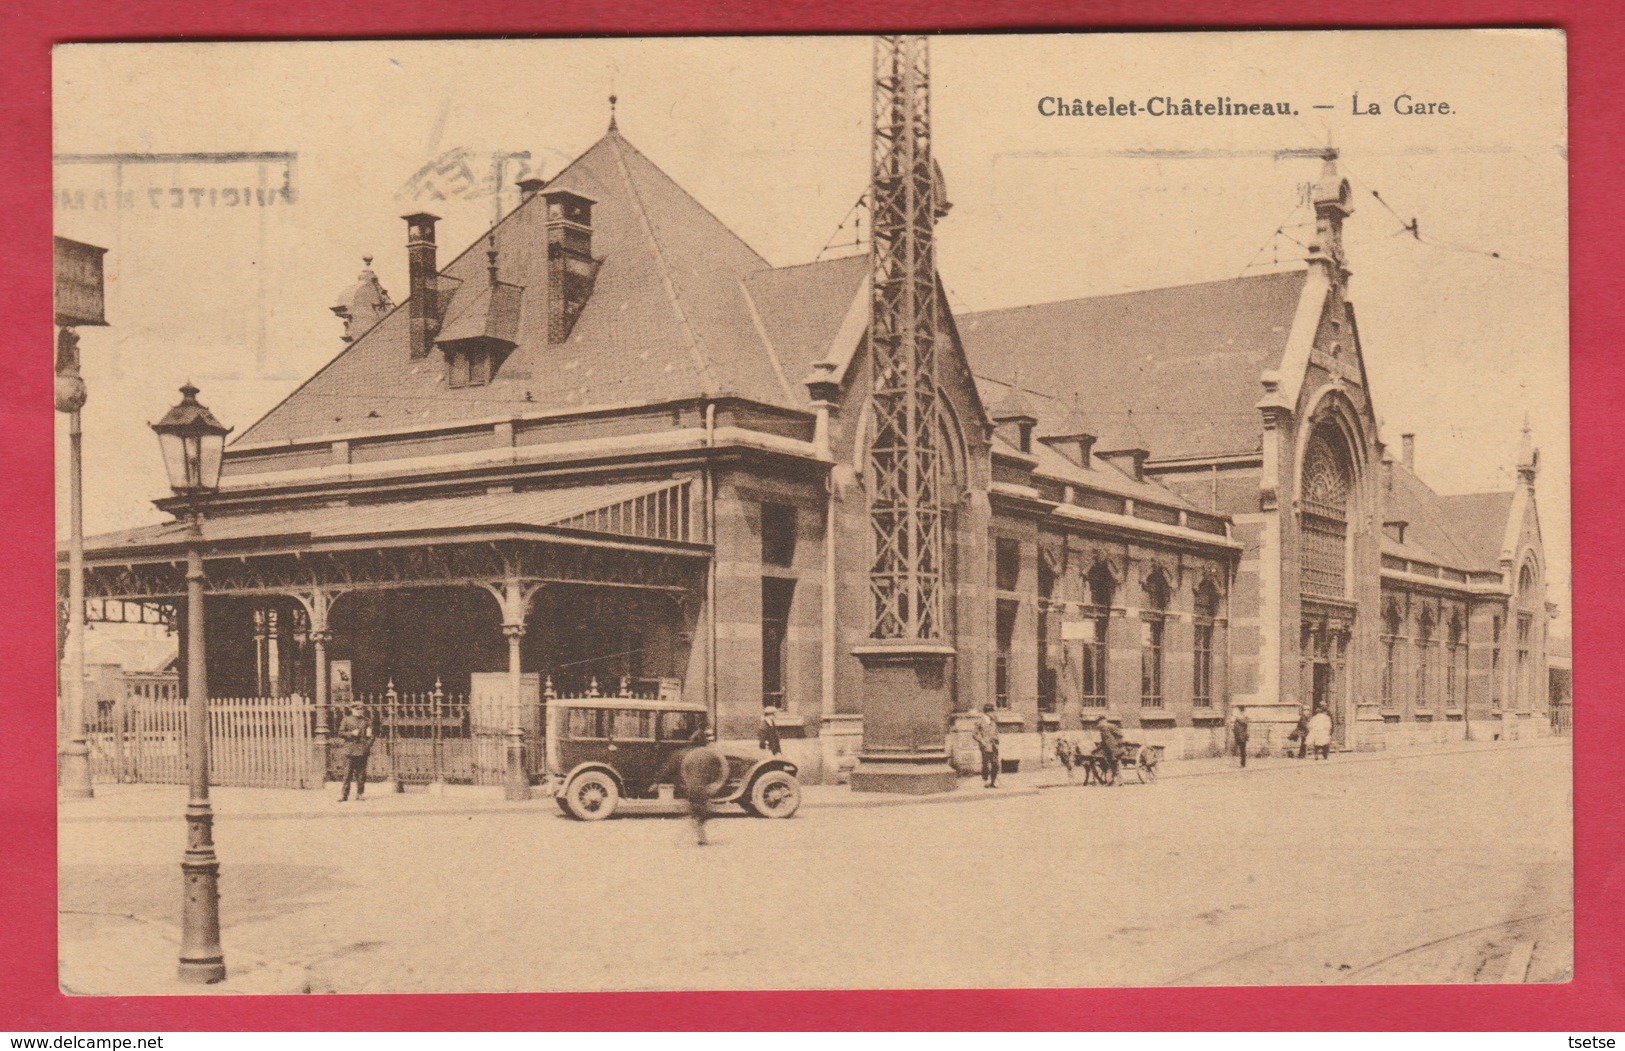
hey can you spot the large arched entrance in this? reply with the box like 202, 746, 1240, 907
1297, 412, 1361, 746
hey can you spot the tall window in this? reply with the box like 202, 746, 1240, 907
1381, 601, 1402, 707
994, 599, 1019, 710
1080, 563, 1113, 708
1516, 612, 1533, 713
1193, 582, 1220, 708
1491, 614, 1503, 707
1446, 612, 1464, 708
1037, 554, 1058, 714
762, 503, 797, 567
1140, 571, 1170, 708
761, 579, 795, 711
995, 538, 1021, 591
1414, 607, 1435, 709
1300, 423, 1353, 599
1516, 562, 1539, 712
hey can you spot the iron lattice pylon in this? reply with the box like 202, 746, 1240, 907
868, 35, 946, 641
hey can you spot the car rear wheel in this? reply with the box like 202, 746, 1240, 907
564, 770, 619, 821
748, 770, 801, 818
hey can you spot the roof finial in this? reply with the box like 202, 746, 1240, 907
608, 93, 618, 132
362, 255, 373, 268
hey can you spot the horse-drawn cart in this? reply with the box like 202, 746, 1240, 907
1054, 736, 1164, 784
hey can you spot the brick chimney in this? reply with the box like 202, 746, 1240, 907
403, 212, 442, 359
1401, 433, 1415, 471
541, 188, 599, 343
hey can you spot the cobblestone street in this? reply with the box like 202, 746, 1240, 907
59, 740, 1572, 993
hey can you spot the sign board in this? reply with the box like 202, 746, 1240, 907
1061, 620, 1092, 641
328, 660, 353, 707
53, 236, 109, 327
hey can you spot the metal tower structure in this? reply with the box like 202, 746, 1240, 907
868, 34, 946, 642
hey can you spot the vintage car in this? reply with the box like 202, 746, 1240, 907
545, 695, 801, 821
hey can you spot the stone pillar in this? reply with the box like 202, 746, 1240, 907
849, 643, 958, 794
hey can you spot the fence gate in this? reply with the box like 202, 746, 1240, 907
89, 691, 320, 789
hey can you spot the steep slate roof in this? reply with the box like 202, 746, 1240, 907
958, 270, 1309, 461
742, 254, 869, 392
238, 130, 806, 447
1439, 491, 1519, 568
1383, 461, 1514, 571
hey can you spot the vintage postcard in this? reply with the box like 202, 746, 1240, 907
52, 31, 1570, 995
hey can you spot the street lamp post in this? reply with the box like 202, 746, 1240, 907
152, 382, 232, 984
55, 236, 109, 800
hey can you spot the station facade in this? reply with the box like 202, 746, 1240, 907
66, 123, 1551, 785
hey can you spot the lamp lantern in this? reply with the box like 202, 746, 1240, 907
151, 383, 231, 496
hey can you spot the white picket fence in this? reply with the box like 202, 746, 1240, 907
89, 694, 320, 789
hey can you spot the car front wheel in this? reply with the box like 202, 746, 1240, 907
748, 770, 801, 818
564, 770, 620, 821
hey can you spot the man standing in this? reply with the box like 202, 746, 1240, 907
758, 705, 782, 757
1096, 715, 1125, 785
338, 702, 373, 802
973, 703, 1001, 788
1232, 706, 1250, 768
678, 726, 728, 846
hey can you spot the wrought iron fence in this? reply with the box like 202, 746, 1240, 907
333, 685, 538, 787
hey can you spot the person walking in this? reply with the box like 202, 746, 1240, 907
758, 705, 782, 757
338, 702, 374, 802
1307, 704, 1334, 760
1232, 706, 1250, 768
678, 726, 728, 846
973, 703, 1001, 788
1291, 705, 1310, 760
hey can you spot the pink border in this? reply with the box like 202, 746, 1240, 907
4, 1, 1619, 1030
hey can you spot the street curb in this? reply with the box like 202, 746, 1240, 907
1031, 736, 1568, 792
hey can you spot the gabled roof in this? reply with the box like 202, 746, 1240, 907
742, 254, 870, 395
958, 270, 1309, 461
237, 130, 801, 447
1383, 460, 1515, 572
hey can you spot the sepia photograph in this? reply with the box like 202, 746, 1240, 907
51, 31, 1571, 996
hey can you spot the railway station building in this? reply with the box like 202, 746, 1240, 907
65, 120, 1552, 786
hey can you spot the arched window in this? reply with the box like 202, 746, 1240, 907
1415, 606, 1436, 709
1381, 600, 1402, 707
1193, 580, 1222, 709
1446, 611, 1465, 709
1140, 569, 1171, 709
1515, 561, 1539, 711
1301, 422, 1355, 599
1078, 562, 1115, 709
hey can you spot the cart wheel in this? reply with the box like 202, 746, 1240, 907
1139, 753, 1158, 783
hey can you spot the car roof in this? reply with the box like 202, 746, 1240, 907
549, 696, 708, 713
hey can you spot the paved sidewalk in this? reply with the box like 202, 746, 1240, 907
58, 735, 1566, 825
59, 911, 310, 997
